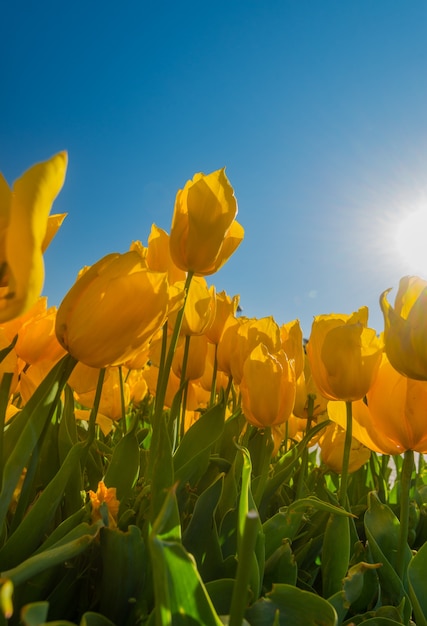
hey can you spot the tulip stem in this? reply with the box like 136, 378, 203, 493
0, 372, 14, 492
209, 344, 219, 408
295, 394, 314, 500
153, 272, 194, 427
178, 335, 191, 444
229, 510, 259, 626
396, 448, 414, 580
339, 401, 353, 508
86, 368, 106, 449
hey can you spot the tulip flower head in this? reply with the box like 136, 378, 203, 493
56, 251, 169, 368
240, 343, 296, 428
306, 307, 382, 402
0, 152, 67, 322
169, 169, 244, 275
380, 275, 427, 380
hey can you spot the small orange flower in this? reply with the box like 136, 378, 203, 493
88, 481, 120, 527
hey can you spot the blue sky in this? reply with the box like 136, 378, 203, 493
1, 1, 426, 337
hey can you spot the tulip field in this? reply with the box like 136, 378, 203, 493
1, 153, 427, 625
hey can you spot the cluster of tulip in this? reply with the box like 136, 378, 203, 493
2, 151, 427, 625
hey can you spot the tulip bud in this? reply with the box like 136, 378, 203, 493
169, 169, 244, 275
56, 251, 169, 368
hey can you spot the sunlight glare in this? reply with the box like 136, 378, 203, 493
394, 209, 427, 275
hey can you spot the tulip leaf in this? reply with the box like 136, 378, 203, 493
104, 430, 140, 501
149, 486, 223, 626
244, 584, 338, 626
0, 442, 86, 570
1, 521, 101, 588
322, 513, 350, 598
260, 420, 329, 510
0, 355, 76, 530
364, 492, 412, 623
182, 474, 224, 571
98, 526, 145, 625
173, 398, 225, 486
20, 601, 49, 626
407, 539, 427, 626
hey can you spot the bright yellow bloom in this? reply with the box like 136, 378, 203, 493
292, 354, 328, 419
3, 297, 66, 365
56, 251, 169, 368
306, 307, 382, 401
380, 275, 427, 380
280, 319, 304, 380
205, 290, 240, 345
329, 353, 427, 454
240, 344, 296, 428
231, 316, 282, 384
0, 152, 67, 321
168, 276, 216, 336
146, 224, 187, 284
319, 422, 371, 474
172, 334, 208, 380
169, 169, 244, 275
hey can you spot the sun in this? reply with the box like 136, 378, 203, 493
394, 209, 427, 274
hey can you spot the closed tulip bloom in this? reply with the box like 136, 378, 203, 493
169, 169, 244, 275
205, 290, 240, 345
319, 422, 371, 474
168, 276, 216, 336
146, 224, 187, 285
231, 316, 282, 384
280, 319, 304, 380
172, 334, 208, 380
0, 152, 67, 322
329, 354, 427, 455
240, 344, 296, 428
56, 251, 169, 368
306, 307, 382, 402
380, 276, 427, 380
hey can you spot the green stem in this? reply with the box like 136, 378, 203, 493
339, 400, 353, 508
0, 372, 14, 492
229, 510, 259, 626
396, 448, 414, 580
295, 394, 315, 499
209, 343, 219, 408
86, 368, 106, 448
153, 272, 193, 426
178, 334, 191, 444
118, 366, 127, 434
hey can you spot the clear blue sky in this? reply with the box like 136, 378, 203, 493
1, 1, 426, 337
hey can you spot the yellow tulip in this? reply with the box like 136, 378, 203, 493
329, 353, 427, 454
146, 224, 187, 285
169, 169, 244, 275
3, 297, 66, 365
306, 307, 382, 401
0, 152, 67, 321
168, 276, 216, 336
172, 334, 208, 380
56, 251, 169, 368
231, 316, 282, 384
205, 290, 240, 345
380, 275, 427, 380
319, 422, 371, 474
240, 344, 296, 428
280, 319, 304, 380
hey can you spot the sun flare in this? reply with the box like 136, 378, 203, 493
394, 209, 427, 275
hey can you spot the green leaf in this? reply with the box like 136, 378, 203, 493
407, 539, 427, 626
104, 431, 140, 501
0, 442, 86, 569
149, 487, 223, 626
0, 355, 76, 530
245, 583, 337, 626
173, 399, 225, 486
322, 513, 350, 598
98, 526, 145, 625
182, 474, 224, 573
364, 492, 412, 623
20, 601, 49, 626
1, 522, 101, 588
